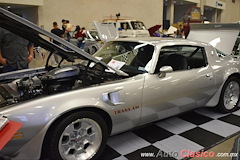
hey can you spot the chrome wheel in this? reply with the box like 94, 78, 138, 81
224, 81, 240, 110
59, 118, 102, 160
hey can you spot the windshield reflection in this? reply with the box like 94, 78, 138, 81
93, 41, 154, 76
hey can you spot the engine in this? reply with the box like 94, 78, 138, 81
0, 66, 80, 107
40, 66, 80, 94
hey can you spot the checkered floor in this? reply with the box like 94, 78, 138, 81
99, 108, 240, 160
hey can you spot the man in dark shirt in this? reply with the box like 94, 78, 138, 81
0, 27, 34, 73
51, 22, 64, 44
62, 19, 66, 33
50, 22, 63, 64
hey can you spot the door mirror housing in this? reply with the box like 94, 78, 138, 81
159, 66, 173, 78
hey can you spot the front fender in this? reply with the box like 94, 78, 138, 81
0, 88, 112, 157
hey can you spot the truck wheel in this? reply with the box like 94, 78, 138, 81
43, 111, 108, 160
216, 77, 240, 113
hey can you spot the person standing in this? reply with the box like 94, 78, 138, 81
73, 25, 82, 48
65, 20, 72, 42
182, 21, 190, 39
74, 26, 86, 49
61, 19, 66, 34
176, 24, 183, 38
51, 22, 64, 63
80, 27, 87, 49
0, 27, 34, 73
51, 22, 64, 42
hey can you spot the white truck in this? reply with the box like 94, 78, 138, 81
93, 18, 150, 42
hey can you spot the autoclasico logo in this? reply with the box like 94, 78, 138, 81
140, 150, 238, 158
181, 150, 215, 158
153, 149, 215, 158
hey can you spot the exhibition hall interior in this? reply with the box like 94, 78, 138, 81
0, 0, 240, 160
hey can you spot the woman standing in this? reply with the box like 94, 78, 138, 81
74, 26, 86, 49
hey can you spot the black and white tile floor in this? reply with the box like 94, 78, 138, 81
99, 108, 240, 160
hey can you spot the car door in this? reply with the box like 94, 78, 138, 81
93, 41, 155, 134
140, 45, 218, 125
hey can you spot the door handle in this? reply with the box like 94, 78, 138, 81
206, 73, 213, 79
102, 91, 125, 106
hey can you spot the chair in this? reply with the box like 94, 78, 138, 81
130, 46, 154, 67
164, 54, 188, 71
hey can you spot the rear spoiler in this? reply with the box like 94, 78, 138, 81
190, 23, 240, 30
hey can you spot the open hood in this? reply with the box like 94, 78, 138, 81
188, 23, 240, 55
93, 21, 118, 42
0, 8, 127, 76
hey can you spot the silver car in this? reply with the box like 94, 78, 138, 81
70, 30, 103, 54
0, 8, 240, 160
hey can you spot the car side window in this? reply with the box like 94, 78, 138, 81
155, 45, 208, 73
215, 48, 226, 57
120, 22, 131, 30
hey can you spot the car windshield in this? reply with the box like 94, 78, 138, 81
93, 41, 154, 76
131, 21, 146, 30
87, 31, 100, 41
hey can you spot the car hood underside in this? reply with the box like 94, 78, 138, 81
0, 8, 127, 76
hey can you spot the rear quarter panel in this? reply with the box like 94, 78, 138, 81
205, 45, 240, 106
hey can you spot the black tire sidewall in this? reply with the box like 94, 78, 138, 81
92, 46, 97, 54
217, 77, 240, 113
44, 111, 108, 160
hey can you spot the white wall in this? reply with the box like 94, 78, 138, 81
38, 0, 164, 32
204, 0, 226, 9
221, 0, 240, 22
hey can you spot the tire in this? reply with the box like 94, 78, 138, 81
42, 111, 108, 160
91, 46, 97, 54
216, 77, 240, 113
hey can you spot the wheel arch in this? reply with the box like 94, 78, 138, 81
216, 74, 240, 112
49, 106, 112, 135
40, 106, 112, 158
206, 72, 240, 107
226, 73, 240, 80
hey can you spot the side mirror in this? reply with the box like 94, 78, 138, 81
159, 66, 173, 78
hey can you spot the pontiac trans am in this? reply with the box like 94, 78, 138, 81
0, 8, 240, 160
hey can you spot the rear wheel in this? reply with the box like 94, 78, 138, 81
43, 111, 108, 160
216, 77, 240, 113
91, 46, 97, 54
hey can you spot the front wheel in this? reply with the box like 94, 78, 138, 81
43, 111, 108, 160
216, 77, 240, 113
